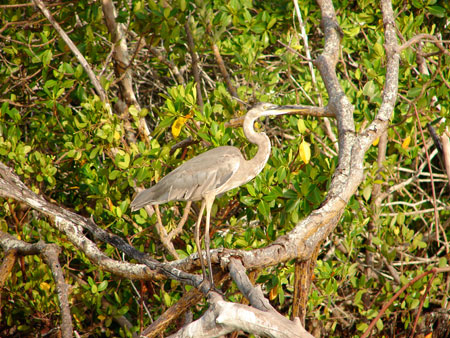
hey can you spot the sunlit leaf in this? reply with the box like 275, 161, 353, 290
299, 140, 311, 164
402, 136, 411, 149
171, 115, 191, 138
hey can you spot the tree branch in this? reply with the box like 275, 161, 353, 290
41, 243, 73, 338
185, 18, 204, 111
32, 0, 108, 103
167, 292, 313, 338
0, 162, 210, 290
0, 232, 73, 337
101, 0, 151, 141
398, 33, 450, 56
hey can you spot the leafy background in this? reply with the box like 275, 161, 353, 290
1, 0, 449, 336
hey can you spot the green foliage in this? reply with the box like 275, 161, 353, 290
1, 0, 450, 337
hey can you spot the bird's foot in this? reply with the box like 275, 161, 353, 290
198, 276, 223, 295
209, 286, 224, 296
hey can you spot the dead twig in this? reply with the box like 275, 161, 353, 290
33, 0, 108, 103
184, 18, 204, 112
413, 106, 447, 252
361, 266, 450, 338
398, 33, 450, 56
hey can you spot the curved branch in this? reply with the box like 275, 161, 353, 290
228, 258, 275, 312
358, 0, 400, 150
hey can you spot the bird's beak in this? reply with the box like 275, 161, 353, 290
273, 105, 311, 114
273, 105, 331, 117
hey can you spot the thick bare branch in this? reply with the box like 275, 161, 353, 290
41, 244, 73, 338
0, 162, 207, 288
167, 292, 313, 338
228, 258, 275, 312
142, 271, 227, 338
358, 0, 400, 149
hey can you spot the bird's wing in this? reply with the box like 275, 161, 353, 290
131, 146, 243, 209
164, 146, 243, 201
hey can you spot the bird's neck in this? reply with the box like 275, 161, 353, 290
243, 115, 271, 176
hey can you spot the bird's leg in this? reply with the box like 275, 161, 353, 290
194, 200, 207, 282
204, 194, 215, 288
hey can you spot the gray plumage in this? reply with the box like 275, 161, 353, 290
130, 102, 307, 287
130, 146, 242, 209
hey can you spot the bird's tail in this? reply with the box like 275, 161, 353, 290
130, 188, 159, 211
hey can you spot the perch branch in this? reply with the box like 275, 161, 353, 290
0, 162, 211, 292
142, 271, 228, 338
228, 258, 275, 312
167, 292, 313, 338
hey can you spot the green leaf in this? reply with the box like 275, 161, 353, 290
97, 280, 108, 292
257, 201, 270, 219
427, 6, 445, 18
180, 0, 186, 11
407, 87, 422, 98
376, 319, 383, 331
116, 153, 130, 169
41, 49, 52, 66
118, 306, 129, 316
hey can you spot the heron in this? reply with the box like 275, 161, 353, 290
131, 102, 307, 287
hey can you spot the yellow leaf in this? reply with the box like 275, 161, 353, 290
372, 137, 380, 146
107, 198, 114, 211
299, 140, 311, 164
171, 116, 189, 138
40, 282, 51, 292
269, 286, 278, 300
425, 333, 432, 338
402, 136, 411, 149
